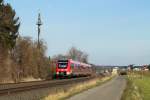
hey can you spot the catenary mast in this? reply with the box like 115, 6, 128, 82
36, 13, 43, 48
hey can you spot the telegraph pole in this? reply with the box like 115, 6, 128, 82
36, 13, 43, 48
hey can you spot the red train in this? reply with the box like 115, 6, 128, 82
56, 59, 93, 78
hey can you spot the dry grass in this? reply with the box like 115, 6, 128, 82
0, 76, 42, 84
20, 76, 42, 82
121, 72, 150, 100
44, 75, 114, 100
121, 77, 142, 100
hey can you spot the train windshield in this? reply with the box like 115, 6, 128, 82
58, 60, 68, 68
58, 63, 68, 68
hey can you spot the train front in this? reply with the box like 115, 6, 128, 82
56, 60, 71, 78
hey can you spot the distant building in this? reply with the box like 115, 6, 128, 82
133, 67, 141, 71
112, 67, 118, 74
142, 65, 149, 71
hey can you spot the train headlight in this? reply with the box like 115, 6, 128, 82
56, 72, 59, 74
67, 72, 70, 75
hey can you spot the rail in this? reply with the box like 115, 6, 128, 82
0, 77, 94, 96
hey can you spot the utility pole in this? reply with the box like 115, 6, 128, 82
36, 13, 43, 48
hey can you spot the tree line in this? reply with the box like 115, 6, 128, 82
52, 46, 88, 63
0, 0, 89, 83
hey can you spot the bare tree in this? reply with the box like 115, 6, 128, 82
11, 37, 50, 82
67, 46, 89, 63
52, 54, 67, 61
81, 53, 88, 63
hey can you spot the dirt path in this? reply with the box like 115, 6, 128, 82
68, 76, 126, 100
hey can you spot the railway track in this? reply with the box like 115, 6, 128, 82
0, 76, 95, 96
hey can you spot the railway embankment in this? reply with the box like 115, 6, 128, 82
44, 74, 115, 100
0, 77, 92, 100
0, 74, 115, 100
121, 71, 150, 100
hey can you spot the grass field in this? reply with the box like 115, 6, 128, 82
121, 71, 150, 100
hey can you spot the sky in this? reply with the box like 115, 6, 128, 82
5, 0, 150, 65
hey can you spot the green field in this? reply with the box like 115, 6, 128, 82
122, 72, 150, 100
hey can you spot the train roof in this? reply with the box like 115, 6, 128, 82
69, 59, 91, 67
57, 59, 91, 67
